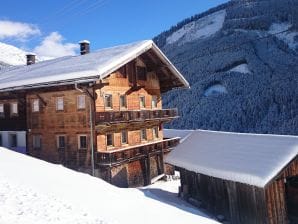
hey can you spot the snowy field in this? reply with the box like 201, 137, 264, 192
0, 148, 219, 224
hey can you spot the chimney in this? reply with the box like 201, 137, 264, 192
79, 40, 90, 55
26, 53, 36, 65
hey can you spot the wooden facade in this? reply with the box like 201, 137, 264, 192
177, 156, 298, 224
0, 45, 185, 187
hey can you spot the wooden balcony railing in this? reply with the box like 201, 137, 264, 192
97, 137, 180, 166
95, 108, 178, 124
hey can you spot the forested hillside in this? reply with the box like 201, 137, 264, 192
155, 0, 298, 135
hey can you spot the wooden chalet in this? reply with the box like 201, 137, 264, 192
0, 40, 189, 187
165, 130, 298, 224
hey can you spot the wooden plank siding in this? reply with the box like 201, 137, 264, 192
0, 93, 27, 131
178, 168, 268, 224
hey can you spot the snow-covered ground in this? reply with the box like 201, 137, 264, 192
166, 10, 226, 45
204, 84, 228, 97
269, 23, 298, 50
0, 148, 219, 224
228, 63, 251, 74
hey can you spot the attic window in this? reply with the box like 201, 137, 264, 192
32, 99, 40, 112
137, 66, 147, 81
10, 102, 18, 116
0, 104, 4, 117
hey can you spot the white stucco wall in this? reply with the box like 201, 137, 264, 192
0, 131, 26, 153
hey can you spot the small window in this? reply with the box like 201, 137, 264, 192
57, 135, 66, 149
9, 133, 17, 148
104, 94, 113, 108
137, 66, 147, 81
139, 96, 145, 108
106, 133, 114, 147
121, 130, 128, 144
77, 95, 86, 109
32, 99, 39, 112
33, 135, 41, 150
153, 127, 159, 139
56, 97, 64, 111
120, 95, 127, 108
141, 129, 147, 141
0, 104, 4, 117
11, 102, 18, 115
78, 135, 87, 149
152, 96, 158, 108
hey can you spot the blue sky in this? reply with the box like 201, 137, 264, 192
0, 0, 228, 57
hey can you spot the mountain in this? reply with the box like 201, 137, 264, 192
154, 0, 298, 135
0, 42, 26, 69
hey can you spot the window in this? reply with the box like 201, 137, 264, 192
121, 130, 128, 144
141, 129, 147, 141
139, 96, 145, 108
137, 66, 147, 81
33, 135, 41, 150
106, 134, 114, 147
120, 95, 127, 108
56, 97, 64, 111
104, 94, 113, 108
32, 99, 39, 112
152, 96, 158, 108
9, 133, 17, 148
153, 127, 159, 139
57, 135, 66, 149
0, 104, 4, 117
11, 102, 18, 115
78, 135, 87, 149
77, 95, 86, 109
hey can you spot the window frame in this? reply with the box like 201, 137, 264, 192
10, 102, 18, 116
104, 94, 113, 109
139, 96, 146, 109
56, 97, 64, 111
151, 95, 158, 109
153, 127, 159, 139
56, 135, 66, 149
32, 99, 40, 112
106, 133, 114, 147
140, 129, 147, 141
0, 103, 4, 117
121, 130, 128, 145
78, 135, 87, 150
119, 95, 127, 109
32, 134, 42, 150
9, 133, 17, 148
77, 95, 86, 110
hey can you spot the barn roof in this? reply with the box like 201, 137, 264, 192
0, 40, 189, 92
165, 130, 298, 187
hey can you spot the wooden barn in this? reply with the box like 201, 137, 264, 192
165, 130, 298, 224
0, 40, 189, 187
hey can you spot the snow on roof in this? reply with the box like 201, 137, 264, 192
0, 40, 189, 91
165, 130, 298, 187
164, 129, 193, 143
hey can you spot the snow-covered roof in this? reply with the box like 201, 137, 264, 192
164, 129, 193, 143
165, 130, 298, 187
0, 40, 189, 92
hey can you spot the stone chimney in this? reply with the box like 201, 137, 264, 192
26, 53, 36, 65
79, 40, 90, 55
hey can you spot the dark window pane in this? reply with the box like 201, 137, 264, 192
137, 66, 147, 81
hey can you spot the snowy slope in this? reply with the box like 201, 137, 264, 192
0, 148, 219, 224
0, 42, 26, 66
166, 10, 226, 45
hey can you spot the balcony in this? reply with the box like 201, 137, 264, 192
95, 108, 178, 125
97, 137, 180, 166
